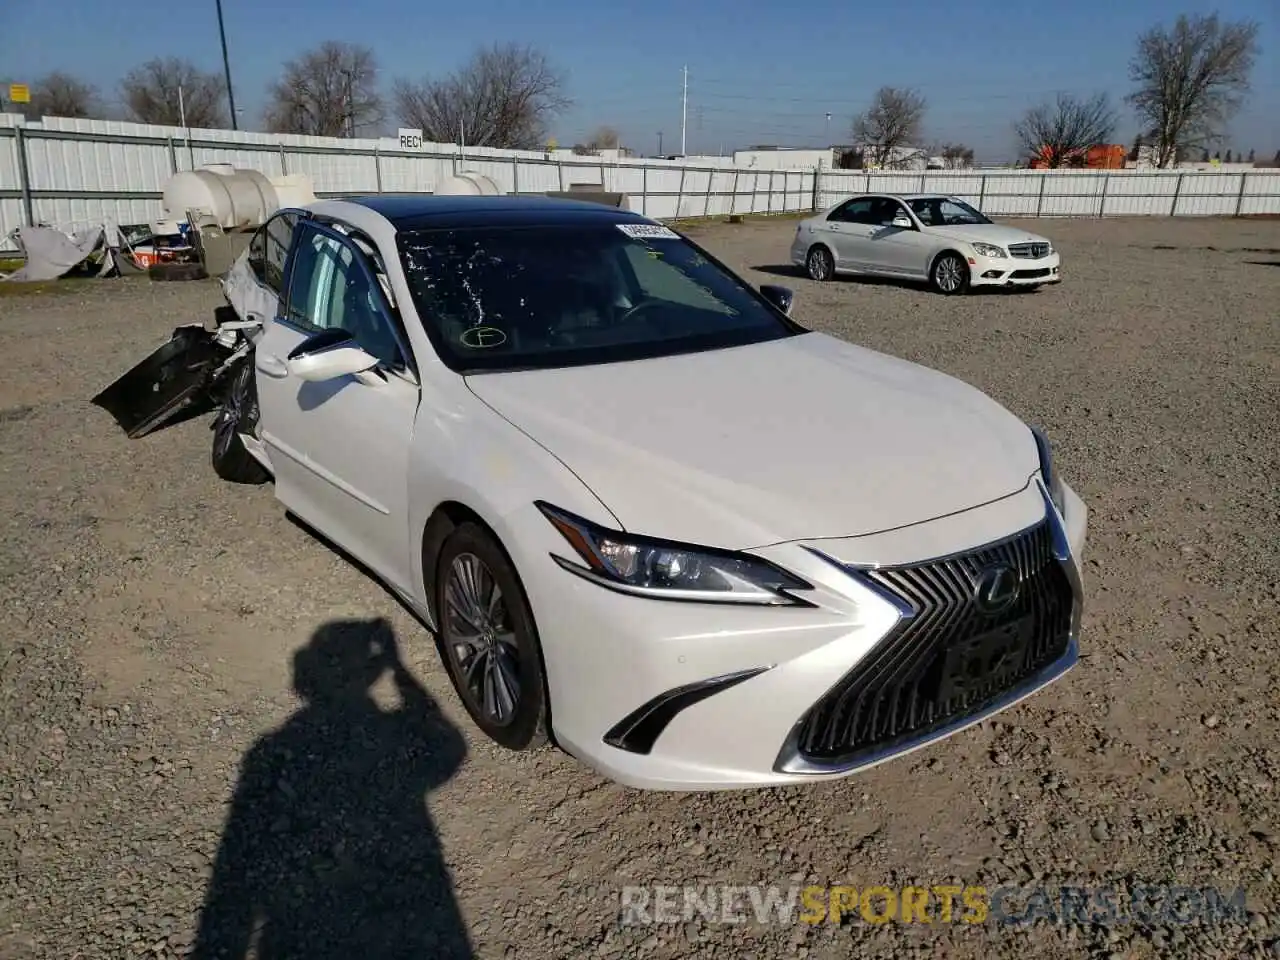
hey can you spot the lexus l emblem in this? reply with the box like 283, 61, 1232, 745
974, 563, 1021, 614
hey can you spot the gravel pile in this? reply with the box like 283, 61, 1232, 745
1, 216, 1277, 959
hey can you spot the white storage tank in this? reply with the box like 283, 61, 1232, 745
434, 172, 503, 196
269, 174, 317, 210
162, 164, 279, 229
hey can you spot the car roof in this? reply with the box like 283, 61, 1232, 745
336, 194, 653, 231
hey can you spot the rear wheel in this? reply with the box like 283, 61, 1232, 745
435, 523, 549, 751
211, 358, 270, 484
930, 252, 970, 295
805, 244, 834, 281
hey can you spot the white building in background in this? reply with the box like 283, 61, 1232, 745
733, 148, 835, 170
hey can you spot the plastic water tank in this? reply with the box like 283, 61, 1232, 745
434, 172, 503, 196
269, 174, 317, 210
162, 164, 279, 229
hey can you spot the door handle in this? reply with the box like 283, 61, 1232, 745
257, 353, 289, 378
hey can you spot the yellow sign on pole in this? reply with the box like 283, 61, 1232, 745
546, 138, 558, 152
8, 83, 30, 104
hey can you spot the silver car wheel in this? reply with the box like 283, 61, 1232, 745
934, 255, 967, 294
807, 246, 833, 281
444, 552, 521, 726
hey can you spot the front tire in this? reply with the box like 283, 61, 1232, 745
435, 523, 549, 751
930, 252, 970, 295
805, 244, 834, 282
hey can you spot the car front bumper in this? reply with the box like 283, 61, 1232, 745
515, 476, 1087, 791
969, 251, 1062, 287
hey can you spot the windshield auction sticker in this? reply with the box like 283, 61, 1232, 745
616, 223, 680, 240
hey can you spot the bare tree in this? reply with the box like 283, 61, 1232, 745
587, 125, 621, 150
120, 58, 227, 127
850, 87, 927, 169
939, 143, 975, 169
1014, 92, 1117, 167
394, 43, 570, 150
1127, 13, 1260, 169
28, 71, 103, 119
263, 42, 383, 137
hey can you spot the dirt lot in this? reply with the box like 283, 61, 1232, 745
1, 216, 1278, 960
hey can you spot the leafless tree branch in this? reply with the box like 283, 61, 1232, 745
1014, 92, 1117, 167
939, 143, 975, 169
851, 87, 927, 169
264, 42, 384, 137
29, 72, 103, 119
120, 58, 228, 128
394, 43, 571, 150
1126, 13, 1261, 169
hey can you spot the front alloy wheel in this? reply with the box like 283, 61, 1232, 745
444, 553, 521, 726
435, 523, 549, 750
931, 252, 970, 295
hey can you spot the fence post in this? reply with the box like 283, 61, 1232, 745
641, 164, 648, 217
166, 137, 178, 174
675, 165, 686, 219
512, 158, 520, 196
279, 144, 288, 176
557, 159, 566, 190
1234, 172, 1249, 217
730, 168, 740, 215
703, 168, 712, 218
374, 144, 383, 193
14, 126, 34, 227
186, 132, 195, 171
978, 173, 987, 209
811, 163, 820, 211
1170, 171, 1185, 216
919, 169, 927, 193
600, 160, 607, 191
1034, 172, 1047, 217
1098, 172, 1110, 218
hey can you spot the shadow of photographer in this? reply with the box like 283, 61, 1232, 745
190, 617, 473, 959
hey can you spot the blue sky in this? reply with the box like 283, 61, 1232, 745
4, 0, 1277, 159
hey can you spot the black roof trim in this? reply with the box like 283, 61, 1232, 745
340, 193, 651, 230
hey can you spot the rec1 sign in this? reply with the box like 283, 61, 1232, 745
398, 128, 424, 150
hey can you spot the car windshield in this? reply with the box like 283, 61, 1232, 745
908, 197, 993, 227
396, 223, 800, 373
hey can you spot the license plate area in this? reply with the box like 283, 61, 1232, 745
933, 616, 1034, 705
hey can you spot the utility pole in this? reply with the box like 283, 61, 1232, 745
214, 0, 238, 130
657, 131, 663, 155
825, 112, 831, 144
680, 65, 688, 157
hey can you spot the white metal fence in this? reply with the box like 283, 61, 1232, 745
3, 115, 1279, 253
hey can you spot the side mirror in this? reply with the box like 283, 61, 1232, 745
891, 215, 914, 229
759, 284, 794, 316
286, 329, 379, 383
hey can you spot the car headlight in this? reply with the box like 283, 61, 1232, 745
536, 502, 813, 605
971, 242, 1006, 258
1031, 426, 1066, 515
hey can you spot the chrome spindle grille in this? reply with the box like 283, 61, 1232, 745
795, 522, 1073, 762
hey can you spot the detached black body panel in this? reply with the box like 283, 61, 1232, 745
92, 324, 227, 438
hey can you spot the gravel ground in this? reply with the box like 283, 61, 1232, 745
1, 216, 1278, 960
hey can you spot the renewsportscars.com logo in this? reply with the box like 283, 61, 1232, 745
618, 883, 1250, 928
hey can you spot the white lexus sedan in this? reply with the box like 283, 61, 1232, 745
791, 193, 1062, 294
158, 195, 1087, 791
